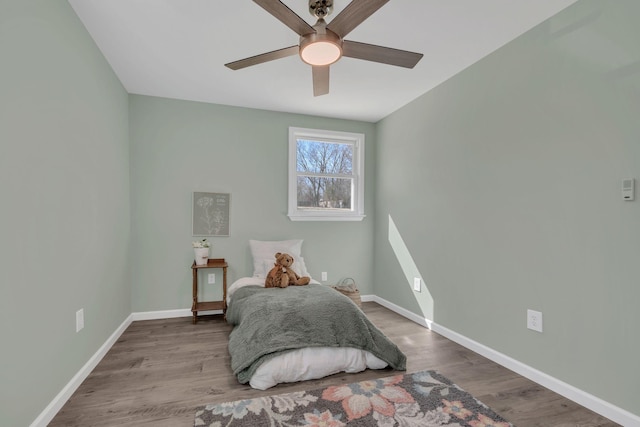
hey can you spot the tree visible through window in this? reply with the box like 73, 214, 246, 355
288, 127, 365, 221
297, 139, 352, 210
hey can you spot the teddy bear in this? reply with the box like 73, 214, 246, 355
265, 252, 311, 288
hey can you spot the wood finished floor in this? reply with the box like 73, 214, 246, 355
50, 302, 619, 426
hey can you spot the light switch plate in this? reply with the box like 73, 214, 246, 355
622, 178, 635, 201
76, 309, 84, 332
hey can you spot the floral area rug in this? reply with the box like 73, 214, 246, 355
194, 370, 514, 426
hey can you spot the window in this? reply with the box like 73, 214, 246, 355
288, 127, 365, 221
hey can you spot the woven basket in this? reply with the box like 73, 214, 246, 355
332, 278, 361, 307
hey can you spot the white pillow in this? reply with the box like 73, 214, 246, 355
292, 256, 310, 278
249, 239, 304, 278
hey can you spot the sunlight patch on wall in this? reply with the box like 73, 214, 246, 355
388, 215, 434, 321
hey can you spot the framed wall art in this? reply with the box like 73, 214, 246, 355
192, 192, 230, 236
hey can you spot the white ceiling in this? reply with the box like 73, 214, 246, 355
68, 0, 578, 122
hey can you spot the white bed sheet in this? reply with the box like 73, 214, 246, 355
226, 277, 388, 390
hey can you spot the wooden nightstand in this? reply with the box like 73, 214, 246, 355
191, 258, 228, 324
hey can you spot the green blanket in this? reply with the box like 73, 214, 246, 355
227, 284, 406, 384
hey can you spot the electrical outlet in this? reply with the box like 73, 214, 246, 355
321, 272, 327, 281
208, 273, 216, 284
413, 277, 421, 292
76, 309, 84, 332
527, 309, 543, 333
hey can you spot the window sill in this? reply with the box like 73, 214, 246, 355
288, 214, 366, 222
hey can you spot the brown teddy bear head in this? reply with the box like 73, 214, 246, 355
274, 252, 294, 268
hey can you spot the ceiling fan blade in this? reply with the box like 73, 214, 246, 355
312, 65, 330, 96
225, 45, 298, 70
326, 0, 389, 38
253, 0, 315, 36
342, 40, 423, 68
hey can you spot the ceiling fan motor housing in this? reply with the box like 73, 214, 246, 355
309, 0, 333, 18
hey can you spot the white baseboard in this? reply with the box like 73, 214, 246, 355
30, 314, 134, 427
131, 308, 223, 321
131, 308, 192, 321
370, 295, 640, 427
360, 294, 374, 303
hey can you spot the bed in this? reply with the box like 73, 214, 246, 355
225, 240, 407, 390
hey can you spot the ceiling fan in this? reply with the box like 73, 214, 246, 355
225, 0, 423, 96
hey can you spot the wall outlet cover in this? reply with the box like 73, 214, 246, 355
527, 309, 543, 333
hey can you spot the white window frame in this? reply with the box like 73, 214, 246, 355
288, 127, 365, 222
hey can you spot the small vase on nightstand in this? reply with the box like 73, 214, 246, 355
194, 247, 209, 265
192, 239, 211, 266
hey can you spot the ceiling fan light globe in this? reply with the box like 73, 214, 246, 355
300, 41, 342, 66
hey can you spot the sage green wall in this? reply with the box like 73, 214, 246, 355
374, 0, 640, 416
129, 95, 376, 312
0, 1, 130, 426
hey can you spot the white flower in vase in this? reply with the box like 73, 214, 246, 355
192, 239, 211, 248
